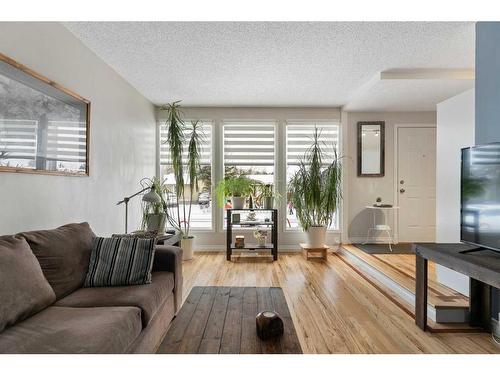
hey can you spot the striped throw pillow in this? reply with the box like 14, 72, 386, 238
84, 237, 155, 287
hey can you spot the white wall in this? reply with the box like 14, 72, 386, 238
0, 22, 156, 236
345, 111, 437, 243
435, 89, 475, 296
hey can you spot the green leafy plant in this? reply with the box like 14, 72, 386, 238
140, 177, 169, 231
161, 102, 207, 238
214, 175, 254, 207
288, 127, 342, 231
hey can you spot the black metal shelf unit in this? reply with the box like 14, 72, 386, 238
226, 208, 278, 261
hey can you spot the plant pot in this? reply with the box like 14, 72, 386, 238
146, 213, 166, 234
232, 196, 246, 209
264, 196, 274, 209
306, 226, 327, 248
181, 236, 194, 261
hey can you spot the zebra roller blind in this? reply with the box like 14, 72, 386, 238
223, 122, 276, 167
286, 122, 340, 166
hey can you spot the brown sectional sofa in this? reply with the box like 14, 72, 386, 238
0, 222, 182, 354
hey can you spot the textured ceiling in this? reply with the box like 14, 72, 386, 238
63, 22, 475, 109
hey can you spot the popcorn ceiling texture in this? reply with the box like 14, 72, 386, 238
63, 22, 474, 109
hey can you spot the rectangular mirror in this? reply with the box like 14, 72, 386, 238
0, 53, 90, 176
357, 121, 385, 177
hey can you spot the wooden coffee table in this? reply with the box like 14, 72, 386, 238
158, 286, 302, 354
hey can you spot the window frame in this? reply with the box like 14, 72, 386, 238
220, 120, 278, 231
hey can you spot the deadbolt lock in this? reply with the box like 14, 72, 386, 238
400, 180, 405, 184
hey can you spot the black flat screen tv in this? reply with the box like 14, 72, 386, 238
461, 143, 500, 253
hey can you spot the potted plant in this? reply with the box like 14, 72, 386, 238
161, 101, 206, 261
140, 177, 169, 233
215, 175, 254, 209
288, 127, 342, 247
257, 184, 279, 209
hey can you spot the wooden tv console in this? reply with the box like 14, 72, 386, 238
413, 243, 500, 332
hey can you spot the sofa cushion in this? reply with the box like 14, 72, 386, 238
0, 306, 142, 354
19, 222, 95, 299
84, 237, 155, 287
0, 236, 56, 333
56, 271, 174, 327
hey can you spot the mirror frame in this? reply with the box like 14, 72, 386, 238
0, 53, 90, 177
357, 121, 385, 177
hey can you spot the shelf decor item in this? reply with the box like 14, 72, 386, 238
235, 235, 245, 248
254, 230, 268, 247
288, 127, 343, 248
160, 101, 207, 260
256, 311, 284, 340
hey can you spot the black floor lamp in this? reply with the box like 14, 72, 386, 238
117, 187, 161, 233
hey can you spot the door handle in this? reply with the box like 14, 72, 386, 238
400, 188, 405, 194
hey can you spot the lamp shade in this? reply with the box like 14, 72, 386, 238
142, 188, 162, 203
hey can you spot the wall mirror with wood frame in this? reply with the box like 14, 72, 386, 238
0, 53, 90, 176
357, 121, 385, 177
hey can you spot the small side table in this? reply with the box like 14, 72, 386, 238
363, 205, 399, 251
300, 243, 328, 261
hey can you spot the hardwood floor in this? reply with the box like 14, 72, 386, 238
342, 245, 469, 309
181, 251, 500, 354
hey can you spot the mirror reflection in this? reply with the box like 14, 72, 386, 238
358, 122, 384, 177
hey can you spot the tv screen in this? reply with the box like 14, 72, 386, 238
461, 143, 500, 251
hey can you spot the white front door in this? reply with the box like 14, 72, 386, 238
397, 127, 436, 242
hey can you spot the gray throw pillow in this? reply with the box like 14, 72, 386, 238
84, 237, 156, 287
0, 235, 56, 333
19, 222, 95, 299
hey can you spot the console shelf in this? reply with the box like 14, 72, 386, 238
226, 208, 278, 261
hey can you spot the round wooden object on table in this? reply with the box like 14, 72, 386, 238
256, 311, 284, 340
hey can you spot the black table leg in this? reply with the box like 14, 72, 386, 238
469, 278, 491, 332
415, 254, 428, 330
226, 210, 232, 261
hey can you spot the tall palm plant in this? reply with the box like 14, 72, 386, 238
288, 127, 342, 233
161, 102, 206, 239
163, 101, 185, 233
185, 120, 205, 237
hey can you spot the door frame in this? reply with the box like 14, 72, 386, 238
393, 123, 436, 243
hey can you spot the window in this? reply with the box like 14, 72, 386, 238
223, 121, 275, 223
286, 122, 340, 230
0, 119, 87, 173
159, 121, 213, 229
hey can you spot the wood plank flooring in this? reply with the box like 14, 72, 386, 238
181, 251, 500, 354
342, 245, 469, 309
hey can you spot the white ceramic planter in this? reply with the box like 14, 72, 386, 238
263, 196, 274, 209
181, 237, 194, 261
306, 226, 327, 247
232, 196, 246, 209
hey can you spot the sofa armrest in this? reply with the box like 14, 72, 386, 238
153, 245, 183, 313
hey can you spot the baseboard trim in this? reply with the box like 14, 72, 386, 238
349, 236, 400, 244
